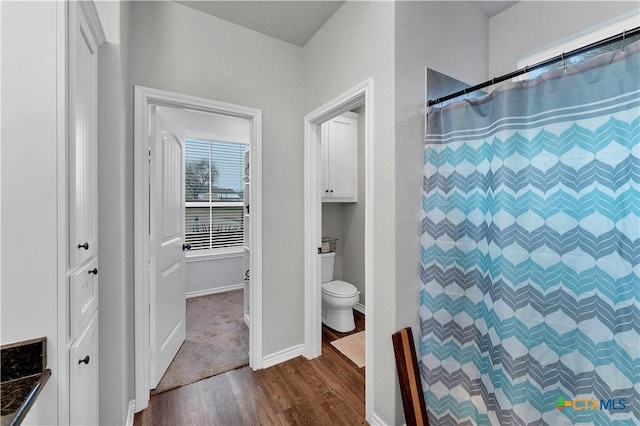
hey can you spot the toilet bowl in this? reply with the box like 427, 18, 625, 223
320, 252, 360, 332
322, 280, 360, 332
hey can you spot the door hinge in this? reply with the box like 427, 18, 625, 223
148, 147, 152, 161
318, 247, 322, 254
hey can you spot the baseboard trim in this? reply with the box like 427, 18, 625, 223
369, 412, 388, 426
354, 302, 366, 315
262, 344, 304, 369
125, 400, 136, 426
186, 283, 244, 299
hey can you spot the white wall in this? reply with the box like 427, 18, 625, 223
185, 255, 244, 296
342, 105, 366, 304
303, 1, 396, 422
393, 0, 490, 310
130, 0, 305, 356
1, 1, 61, 422
489, 1, 640, 76
95, 1, 135, 424
322, 203, 344, 279
393, 1, 490, 423
321, 107, 366, 302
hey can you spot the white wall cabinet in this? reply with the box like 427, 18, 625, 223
321, 112, 359, 202
69, 313, 99, 426
69, 1, 99, 270
69, 257, 99, 340
68, 2, 103, 425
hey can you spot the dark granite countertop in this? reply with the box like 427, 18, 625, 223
0, 338, 49, 426
0, 370, 51, 426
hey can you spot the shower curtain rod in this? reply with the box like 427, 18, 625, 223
427, 25, 640, 107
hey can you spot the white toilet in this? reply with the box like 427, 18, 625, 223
321, 252, 360, 332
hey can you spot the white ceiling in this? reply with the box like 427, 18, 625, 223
468, 1, 518, 18
175, 1, 344, 47
175, 1, 518, 47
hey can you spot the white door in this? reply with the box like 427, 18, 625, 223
149, 107, 187, 388
69, 1, 98, 270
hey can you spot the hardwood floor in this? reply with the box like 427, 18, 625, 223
322, 310, 365, 379
135, 310, 366, 426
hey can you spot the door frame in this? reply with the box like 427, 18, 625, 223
303, 79, 375, 421
133, 86, 263, 411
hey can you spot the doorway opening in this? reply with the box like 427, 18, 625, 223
133, 86, 263, 412
303, 79, 374, 421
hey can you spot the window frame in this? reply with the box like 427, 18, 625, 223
517, 15, 640, 73
184, 132, 249, 260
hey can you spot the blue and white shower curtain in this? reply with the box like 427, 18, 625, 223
421, 42, 639, 425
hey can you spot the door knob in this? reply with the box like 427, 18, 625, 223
88, 268, 98, 275
78, 356, 90, 365
78, 242, 89, 250
183, 244, 192, 251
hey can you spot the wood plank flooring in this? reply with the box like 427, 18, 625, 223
135, 310, 366, 426
322, 311, 365, 379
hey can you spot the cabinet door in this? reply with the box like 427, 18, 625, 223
69, 2, 99, 269
70, 257, 99, 340
70, 313, 99, 426
323, 115, 358, 202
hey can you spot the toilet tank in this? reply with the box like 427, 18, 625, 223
320, 252, 335, 283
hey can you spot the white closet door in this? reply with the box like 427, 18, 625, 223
69, 3, 98, 269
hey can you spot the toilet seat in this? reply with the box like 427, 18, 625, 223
322, 280, 359, 298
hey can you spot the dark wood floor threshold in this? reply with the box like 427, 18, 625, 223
135, 309, 366, 426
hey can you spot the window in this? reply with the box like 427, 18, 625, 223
185, 138, 247, 252
517, 15, 640, 79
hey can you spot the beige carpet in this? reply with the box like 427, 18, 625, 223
151, 289, 249, 395
330, 331, 365, 368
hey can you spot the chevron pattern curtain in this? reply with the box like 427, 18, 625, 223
421, 41, 639, 425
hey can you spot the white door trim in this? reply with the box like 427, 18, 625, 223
303, 78, 375, 421
133, 86, 263, 412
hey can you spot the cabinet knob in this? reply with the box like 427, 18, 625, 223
182, 244, 192, 251
325, 190, 329, 193
78, 356, 90, 365
330, 190, 334, 193
78, 242, 89, 250
88, 268, 98, 275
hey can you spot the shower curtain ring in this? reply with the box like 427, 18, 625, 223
562, 53, 567, 71
622, 29, 627, 53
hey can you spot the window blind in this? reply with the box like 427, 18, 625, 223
185, 138, 246, 251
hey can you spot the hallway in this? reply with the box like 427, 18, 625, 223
134, 337, 366, 425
